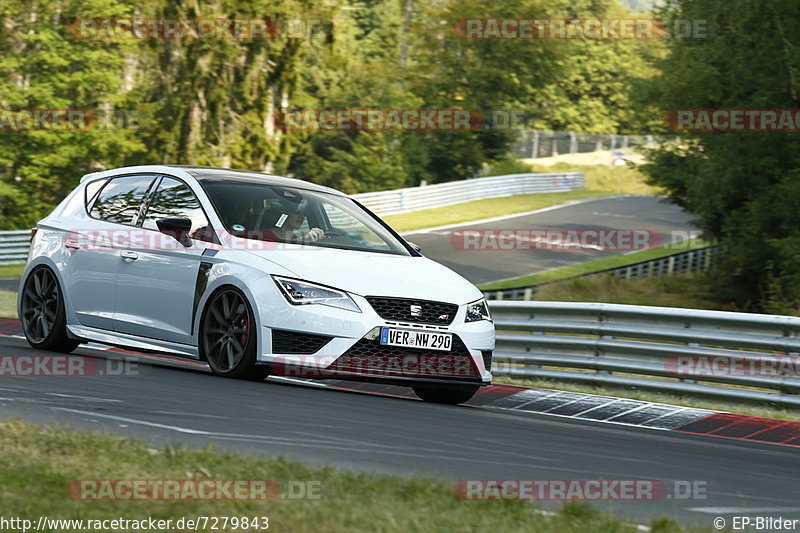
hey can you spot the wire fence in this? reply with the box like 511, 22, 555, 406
511, 129, 657, 159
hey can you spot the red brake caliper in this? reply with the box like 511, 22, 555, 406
240, 316, 249, 347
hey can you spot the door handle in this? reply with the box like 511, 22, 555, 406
65, 239, 80, 250
120, 250, 138, 261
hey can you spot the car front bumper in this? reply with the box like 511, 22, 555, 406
255, 292, 495, 386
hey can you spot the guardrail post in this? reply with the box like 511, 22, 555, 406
569, 132, 578, 154
523, 288, 534, 301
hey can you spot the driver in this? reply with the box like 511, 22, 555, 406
262, 198, 324, 243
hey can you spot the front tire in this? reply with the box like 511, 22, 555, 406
20, 266, 80, 353
200, 287, 268, 381
412, 384, 480, 405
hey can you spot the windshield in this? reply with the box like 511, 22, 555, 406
200, 178, 410, 256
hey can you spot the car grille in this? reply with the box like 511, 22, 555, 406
365, 297, 458, 326
271, 329, 332, 354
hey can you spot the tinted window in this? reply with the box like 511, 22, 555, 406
84, 178, 108, 207
90, 175, 155, 225
142, 177, 215, 243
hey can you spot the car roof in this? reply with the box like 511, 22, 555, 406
79, 165, 345, 196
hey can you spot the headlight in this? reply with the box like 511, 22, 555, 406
272, 276, 361, 313
465, 298, 491, 322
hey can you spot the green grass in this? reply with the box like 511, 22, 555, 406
530, 274, 735, 310
383, 163, 660, 233
0, 264, 24, 278
0, 419, 697, 532
0, 290, 16, 318
493, 376, 800, 422
531, 162, 663, 197
384, 190, 611, 233
479, 238, 709, 291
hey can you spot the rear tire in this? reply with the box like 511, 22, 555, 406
412, 384, 480, 405
19, 266, 80, 353
200, 287, 268, 381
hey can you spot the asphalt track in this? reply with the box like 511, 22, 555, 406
0, 333, 798, 526
1, 197, 793, 528
405, 195, 698, 285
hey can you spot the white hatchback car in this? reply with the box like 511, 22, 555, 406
18, 165, 495, 404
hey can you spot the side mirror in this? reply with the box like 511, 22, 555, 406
156, 217, 193, 247
407, 241, 421, 253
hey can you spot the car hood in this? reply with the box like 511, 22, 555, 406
244, 246, 482, 304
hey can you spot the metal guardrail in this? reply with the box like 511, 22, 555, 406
0, 230, 30, 266
488, 301, 800, 407
511, 129, 656, 159
483, 246, 716, 301
352, 172, 584, 216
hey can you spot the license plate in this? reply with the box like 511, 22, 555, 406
379, 328, 452, 351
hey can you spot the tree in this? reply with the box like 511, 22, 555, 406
641, 0, 800, 312
0, 0, 144, 229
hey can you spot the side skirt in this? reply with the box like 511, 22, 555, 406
67, 325, 199, 359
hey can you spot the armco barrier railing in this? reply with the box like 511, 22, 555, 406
483, 246, 715, 301
352, 172, 584, 217
489, 301, 800, 407
511, 129, 656, 160
0, 230, 30, 266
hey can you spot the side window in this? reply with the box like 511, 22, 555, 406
84, 178, 108, 207
90, 175, 155, 225
142, 177, 215, 243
